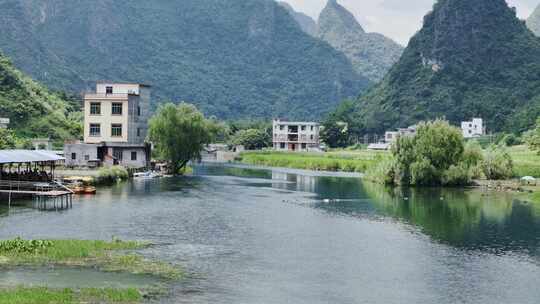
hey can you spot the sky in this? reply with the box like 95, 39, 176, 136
281, 0, 540, 45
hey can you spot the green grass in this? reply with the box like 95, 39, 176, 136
507, 145, 540, 177
0, 239, 182, 280
0, 287, 142, 304
239, 146, 540, 178
238, 150, 387, 173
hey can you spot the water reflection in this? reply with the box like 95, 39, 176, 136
199, 164, 540, 259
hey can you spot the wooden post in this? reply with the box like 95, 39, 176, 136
8, 190, 11, 209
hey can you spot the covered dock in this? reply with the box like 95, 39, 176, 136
0, 150, 73, 210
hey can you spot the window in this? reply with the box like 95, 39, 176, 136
310, 135, 314, 140
137, 128, 141, 137
84, 155, 90, 161
113, 149, 123, 160
111, 124, 123, 137
90, 102, 101, 115
280, 143, 285, 149
71, 153, 77, 160
131, 151, 137, 161
106, 86, 113, 94
112, 103, 123, 115
301, 126, 306, 131
137, 106, 141, 116
279, 125, 284, 131
301, 143, 307, 149
89, 123, 101, 137
311, 126, 314, 131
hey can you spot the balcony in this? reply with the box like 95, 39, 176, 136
84, 93, 130, 101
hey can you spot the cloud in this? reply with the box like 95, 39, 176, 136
281, 0, 538, 45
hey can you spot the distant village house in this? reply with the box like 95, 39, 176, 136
273, 120, 320, 152
64, 83, 151, 169
461, 118, 485, 139
0, 118, 9, 129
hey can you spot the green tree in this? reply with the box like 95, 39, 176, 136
0, 128, 17, 149
320, 100, 361, 148
368, 119, 473, 186
148, 102, 220, 174
230, 129, 271, 150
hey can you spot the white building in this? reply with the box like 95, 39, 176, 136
64, 83, 151, 168
461, 118, 485, 138
0, 118, 9, 129
273, 120, 320, 152
384, 126, 417, 143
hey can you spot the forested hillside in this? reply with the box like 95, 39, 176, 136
344, 0, 540, 135
0, 0, 369, 120
0, 51, 81, 140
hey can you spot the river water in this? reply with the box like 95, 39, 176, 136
1, 164, 540, 303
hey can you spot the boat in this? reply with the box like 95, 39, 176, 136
64, 176, 97, 195
83, 186, 97, 194
133, 171, 161, 179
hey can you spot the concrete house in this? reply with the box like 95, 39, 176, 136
384, 126, 417, 144
0, 118, 9, 129
273, 120, 320, 152
64, 83, 151, 168
461, 118, 485, 138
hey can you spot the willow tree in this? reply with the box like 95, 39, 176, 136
148, 102, 220, 174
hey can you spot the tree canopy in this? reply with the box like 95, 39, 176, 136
148, 103, 221, 174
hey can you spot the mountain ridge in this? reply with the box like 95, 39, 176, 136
316, 0, 403, 82
0, 0, 370, 121
346, 0, 540, 134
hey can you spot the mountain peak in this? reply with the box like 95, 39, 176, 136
319, 0, 365, 36
278, 1, 317, 36
352, 0, 540, 134
316, 0, 402, 82
527, 4, 540, 36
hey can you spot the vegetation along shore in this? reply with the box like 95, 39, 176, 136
0, 238, 182, 304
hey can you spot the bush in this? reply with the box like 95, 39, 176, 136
410, 158, 439, 186
499, 133, 521, 147
481, 146, 514, 180
390, 120, 466, 186
442, 164, 472, 186
462, 140, 483, 168
229, 129, 271, 150
97, 166, 129, 184
365, 158, 397, 185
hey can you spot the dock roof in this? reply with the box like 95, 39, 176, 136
0, 150, 65, 164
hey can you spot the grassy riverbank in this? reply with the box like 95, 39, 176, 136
238, 146, 540, 177
0, 239, 181, 280
238, 150, 386, 173
507, 145, 540, 177
0, 287, 142, 304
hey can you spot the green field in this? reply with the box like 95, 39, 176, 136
507, 145, 540, 177
238, 146, 540, 178
238, 150, 388, 173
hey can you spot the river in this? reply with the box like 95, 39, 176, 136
1, 163, 539, 303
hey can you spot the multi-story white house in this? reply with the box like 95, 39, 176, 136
64, 83, 151, 168
461, 118, 485, 139
273, 120, 320, 152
